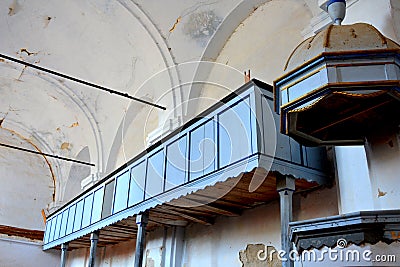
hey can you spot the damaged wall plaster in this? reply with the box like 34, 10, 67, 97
183, 10, 222, 46
239, 244, 281, 267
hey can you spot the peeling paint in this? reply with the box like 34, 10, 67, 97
145, 250, 155, 267
169, 16, 181, 32
183, 10, 222, 45
61, 142, 71, 150
378, 188, 387, 197
44, 16, 52, 28
19, 48, 38, 56
69, 121, 79, 128
8, 0, 20, 16
239, 244, 280, 267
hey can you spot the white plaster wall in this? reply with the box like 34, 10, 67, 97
343, 0, 398, 41
365, 132, 400, 210
66, 239, 137, 267
67, 247, 89, 267
183, 202, 281, 267
98, 239, 136, 266
294, 185, 338, 221
335, 146, 374, 214
0, 238, 59, 267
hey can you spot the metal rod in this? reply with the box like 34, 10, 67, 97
134, 212, 149, 267
0, 53, 166, 110
0, 142, 95, 166
60, 243, 69, 267
88, 231, 99, 267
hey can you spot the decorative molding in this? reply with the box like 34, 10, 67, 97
146, 116, 182, 146
81, 172, 103, 190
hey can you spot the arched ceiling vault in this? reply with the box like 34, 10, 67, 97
0, 0, 318, 211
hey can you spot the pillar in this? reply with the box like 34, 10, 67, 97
277, 175, 295, 267
60, 243, 68, 267
134, 211, 149, 267
88, 231, 99, 267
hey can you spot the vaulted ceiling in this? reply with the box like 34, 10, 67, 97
1, 0, 399, 232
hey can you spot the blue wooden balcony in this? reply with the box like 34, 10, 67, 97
43, 80, 330, 250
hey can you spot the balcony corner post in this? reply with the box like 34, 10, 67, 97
134, 211, 149, 267
60, 243, 69, 267
277, 175, 295, 267
88, 231, 100, 267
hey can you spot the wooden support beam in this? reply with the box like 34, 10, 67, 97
155, 207, 213, 226
98, 231, 132, 239
168, 199, 241, 217
103, 226, 137, 235
0, 225, 44, 240
148, 218, 179, 226
101, 230, 135, 237
151, 208, 189, 222
109, 224, 137, 230
191, 193, 252, 209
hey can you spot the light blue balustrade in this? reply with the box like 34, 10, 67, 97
43, 80, 330, 250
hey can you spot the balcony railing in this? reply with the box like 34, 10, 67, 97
43, 79, 330, 250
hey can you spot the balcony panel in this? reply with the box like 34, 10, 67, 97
218, 96, 253, 168
101, 180, 115, 219
65, 205, 76, 235
48, 216, 55, 242
43, 80, 331, 250
189, 119, 216, 181
43, 219, 50, 244
73, 200, 84, 232
82, 194, 94, 228
203, 118, 216, 176
145, 149, 165, 199
91, 188, 104, 223
113, 171, 130, 214
59, 210, 68, 238
128, 161, 146, 206
165, 135, 188, 191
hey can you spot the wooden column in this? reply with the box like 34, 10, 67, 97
277, 175, 295, 267
60, 243, 68, 267
88, 231, 99, 267
134, 212, 149, 267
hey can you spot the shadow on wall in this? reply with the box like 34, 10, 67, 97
63, 146, 91, 201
